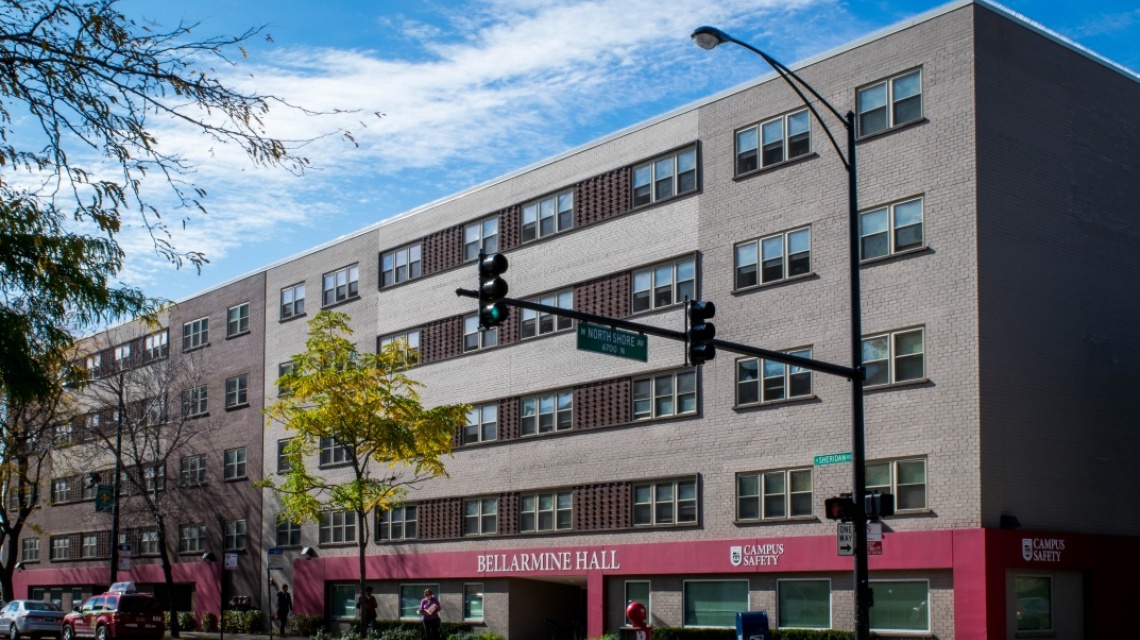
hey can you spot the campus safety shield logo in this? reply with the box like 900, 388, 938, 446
729, 546, 743, 567
1021, 538, 1033, 561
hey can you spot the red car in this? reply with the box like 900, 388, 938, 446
61, 586, 164, 640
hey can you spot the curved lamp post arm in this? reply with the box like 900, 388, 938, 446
691, 26, 851, 172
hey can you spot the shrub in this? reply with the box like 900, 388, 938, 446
222, 609, 265, 634
290, 614, 326, 637
200, 612, 218, 633
161, 612, 196, 632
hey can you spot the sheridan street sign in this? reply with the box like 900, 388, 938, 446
814, 452, 853, 466
577, 322, 648, 362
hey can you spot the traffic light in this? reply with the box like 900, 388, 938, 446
85, 472, 100, 489
478, 252, 510, 329
825, 495, 856, 521
687, 300, 716, 365
866, 491, 895, 520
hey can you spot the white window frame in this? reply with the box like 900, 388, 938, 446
319, 437, 350, 466
140, 530, 160, 555
632, 257, 695, 313
319, 510, 358, 545
520, 391, 573, 436
519, 491, 572, 532
464, 217, 500, 262
85, 353, 101, 374
81, 534, 98, 558
777, 579, 832, 630
276, 438, 295, 474
143, 465, 165, 492
868, 579, 929, 633
181, 385, 208, 418
322, 264, 360, 307
182, 317, 209, 351
857, 69, 923, 137
277, 361, 295, 397
381, 243, 423, 287
51, 537, 71, 560
736, 108, 811, 174
859, 197, 924, 261
520, 290, 573, 339
144, 331, 168, 360
633, 370, 697, 421
633, 478, 697, 526
862, 328, 925, 387
280, 283, 306, 320
178, 524, 206, 553
379, 330, 421, 364
464, 403, 497, 444
224, 448, 247, 480
866, 457, 927, 513
737, 468, 813, 521
522, 190, 574, 242
227, 302, 250, 337
180, 455, 206, 486
21, 538, 39, 562
632, 147, 697, 206
377, 505, 418, 542
463, 497, 498, 536
463, 583, 485, 622
52, 478, 70, 504
113, 344, 130, 364
734, 227, 811, 290
224, 519, 247, 551
735, 348, 813, 406
463, 315, 498, 352
276, 519, 301, 547
225, 374, 248, 408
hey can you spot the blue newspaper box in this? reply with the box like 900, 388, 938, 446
735, 610, 769, 640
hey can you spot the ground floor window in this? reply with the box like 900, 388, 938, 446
778, 579, 830, 629
1015, 575, 1052, 631
463, 584, 484, 621
625, 581, 650, 625
328, 584, 357, 619
869, 580, 928, 632
683, 580, 748, 628
400, 584, 440, 619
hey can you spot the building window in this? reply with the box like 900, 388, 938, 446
463, 584, 484, 621
464, 404, 497, 443
54, 422, 74, 446
633, 371, 696, 420
178, 525, 206, 553
778, 580, 830, 629
143, 465, 165, 492
329, 585, 357, 619
84, 353, 101, 376
180, 454, 207, 483
868, 580, 928, 632
319, 510, 357, 544
50, 537, 71, 560
182, 317, 209, 351
319, 438, 350, 466
144, 331, 168, 360
224, 448, 247, 480
227, 303, 250, 337
735, 227, 810, 289
378, 330, 421, 364
113, 345, 130, 365
736, 109, 810, 174
21, 538, 39, 562
632, 257, 695, 313
52, 479, 70, 504
224, 520, 247, 551
863, 328, 925, 387
463, 497, 498, 536
633, 479, 697, 526
520, 391, 573, 436
225, 375, 248, 408
276, 438, 295, 473
857, 69, 922, 137
1015, 575, 1052, 632
323, 264, 360, 307
145, 396, 167, 426
276, 519, 301, 547
381, 243, 422, 287
860, 198, 924, 260
633, 148, 697, 206
181, 385, 207, 418
81, 534, 99, 558
625, 581, 650, 625
738, 468, 812, 521
280, 283, 305, 320
520, 491, 572, 532
867, 458, 926, 512
464, 217, 499, 262
463, 315, 498, 352
736, 348, 812, 405
522, 190, 574, 242
683, 580, 747, 628
140, 530, 160, 555
377, 506, 417, 542
277, 362, 295, 397
520, 290, 573, 339
399, 584, 440, 619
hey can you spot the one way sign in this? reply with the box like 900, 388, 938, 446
837, 523, 855, 556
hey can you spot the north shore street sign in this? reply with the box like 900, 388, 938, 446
577, 322, 648, 362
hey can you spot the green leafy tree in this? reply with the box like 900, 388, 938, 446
0, 0, 329, 404
263, 311, 468, 600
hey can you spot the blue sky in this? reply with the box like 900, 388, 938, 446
112, 0, 1140, 303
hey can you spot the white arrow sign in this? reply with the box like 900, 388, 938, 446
837, 523, 855, 556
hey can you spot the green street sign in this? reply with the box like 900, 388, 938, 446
814, 452, 853, 466
95, 485, 114, 513
577, 322, 648, 362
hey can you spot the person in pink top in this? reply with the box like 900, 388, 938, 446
417, 588, 441, 640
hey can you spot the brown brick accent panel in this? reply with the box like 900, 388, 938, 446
574, 483, 631, 531
576, 167, 630, 228
420, 316, 463, 363
418, 498, 463, 540
575, 273, 630, 321
498, 205, 522, 252
452, 423, 465, 449
497, 493, 519, 536
497, 398, 519, 441
497, 300, 520, 346
573, 379, 631, 430
422, 226, 463, 277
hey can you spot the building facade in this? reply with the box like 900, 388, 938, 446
14, 2, 1140, 638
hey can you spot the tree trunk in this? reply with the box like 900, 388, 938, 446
155, 517, 181, 638
357, 507, 367, 634
0, 521, 26, 602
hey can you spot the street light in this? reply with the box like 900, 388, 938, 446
692, 26, 871, 640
